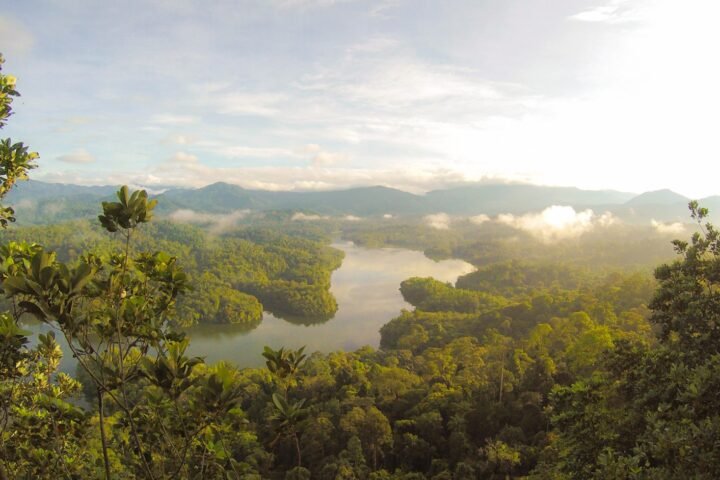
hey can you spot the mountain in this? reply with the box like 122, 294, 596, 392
155, 183, 424, 215
261, 186, 425, 215
156, 182, 635, 216
608, 190, 720, 223
624, 189, 690, 206
6, 180, 718, 225
6, 180, 117, 203
424, 184, 634, 215
4, 181, 118, 225
156, 182, 267, 213
698, 196, 720, 214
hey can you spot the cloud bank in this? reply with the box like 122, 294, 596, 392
651, 219, 685, 234
469, 214, 490, 225
496, 206, 616, 241
424, 213, 451, 230
39, 152, 469, 193
168, 209, 250, 234
57, 149, 96, 164
291, 212, 330, 221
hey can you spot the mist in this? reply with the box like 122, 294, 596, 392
168, 209, 250, 234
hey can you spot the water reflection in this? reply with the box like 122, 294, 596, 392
271, 312, 335, 326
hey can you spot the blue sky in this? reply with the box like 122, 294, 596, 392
1, 0, 719, 196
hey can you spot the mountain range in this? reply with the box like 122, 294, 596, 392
6, 180, 719, 225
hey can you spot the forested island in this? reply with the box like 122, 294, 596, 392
3, 54, 720, 480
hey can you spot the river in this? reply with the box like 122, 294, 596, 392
25, 242, 475, 372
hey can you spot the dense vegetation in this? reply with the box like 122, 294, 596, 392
342, 219, 680, 270
3, 54, 720, 479
0, 220, 343, 328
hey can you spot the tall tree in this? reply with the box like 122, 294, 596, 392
0, 54, 37, 227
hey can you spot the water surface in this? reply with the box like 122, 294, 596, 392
27, 242, 475, 371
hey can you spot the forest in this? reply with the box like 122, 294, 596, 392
0, 220, 344, 328
3, 54, 720, 480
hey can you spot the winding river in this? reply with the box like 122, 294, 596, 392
25, 242, 475, 372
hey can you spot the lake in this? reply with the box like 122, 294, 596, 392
26, 242, 475, 372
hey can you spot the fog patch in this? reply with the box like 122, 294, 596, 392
424, 213, 450, 230
497, 205, 615, 241
128, 184, 167, 195
169, 209, 250, 234
651, 219, 685, 234
43, 202, 65, 217
12, 198, 36, 210
596, 212, 617, 227
469, 214, 490, 225
291, 212, 330, 221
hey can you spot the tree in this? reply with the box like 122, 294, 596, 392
269, 392, 307, 467
340, 406, 393, 470
263, 345, 307, 399
0, 54, 37, 227
0, 53, 83, 480
651, 201, 720, 357
541, 204, 720, 479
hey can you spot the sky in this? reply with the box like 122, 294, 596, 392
1, 0, 719, 197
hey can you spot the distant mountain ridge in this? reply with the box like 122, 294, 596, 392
5, 180, 716, 224
153, 181, 640, 216
624, 189, 690, 206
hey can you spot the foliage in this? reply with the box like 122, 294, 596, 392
0, 181, 266, 479
0, 55, 37, 227
540, 203, 720, 479
0, 220, 345, 326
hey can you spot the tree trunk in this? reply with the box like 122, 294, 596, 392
294, 433, 302, 467
98, 388, 112, 480
498, 364, 504, 403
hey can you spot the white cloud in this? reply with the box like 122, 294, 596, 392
168, 209, 250, 234
163, 134, 194, 145
651, 219, 685, 234
383, 213, 394, 219
270, 0, 356, 9
317, 61, 506, 108
344, 215, 361, 221
151, 114, 198, 125
57, 149, 96, 164
211, 92, 286, 117
295, 144, 348, 166
37, 159, 471, 193
469, 214, 490, 225
369, 0, 404, 18
291, 212, 330, 221
211, 145, 296, 159
569, 0, 646, 24
497, 206, 615, 241
597, 212, 617, 227
346, 36, 401, 55
167, 151, 200, 166
195, 142, 348, 167
0, 16, 34, 55
424, 213, 450, 230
